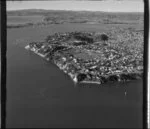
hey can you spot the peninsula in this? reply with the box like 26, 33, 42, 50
25, 27, 143, 84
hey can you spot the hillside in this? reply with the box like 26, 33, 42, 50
7, 9, 144, 28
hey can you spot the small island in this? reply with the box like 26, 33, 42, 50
25, 27, 143, 85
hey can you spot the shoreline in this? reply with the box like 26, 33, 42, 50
7, 22, 144, 30
25, 45, 78, 83
25, 45, 46, 58
25, 45, 143, 85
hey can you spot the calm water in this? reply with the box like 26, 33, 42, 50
6, 24, 143, 128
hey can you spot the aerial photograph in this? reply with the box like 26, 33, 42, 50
6, 0, 144, 128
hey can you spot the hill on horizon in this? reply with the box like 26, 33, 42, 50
7, 9, 143, 28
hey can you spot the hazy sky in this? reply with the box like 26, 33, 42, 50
7, 0, 144, 12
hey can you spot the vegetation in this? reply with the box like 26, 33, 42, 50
100, 34, 109, 43
77, 73, 87, 82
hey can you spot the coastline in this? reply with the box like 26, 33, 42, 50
25, 37, 143, 85
25, 45, 46, 58
25, 45, 78, 83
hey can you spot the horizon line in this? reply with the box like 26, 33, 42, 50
7, 8, 144, 13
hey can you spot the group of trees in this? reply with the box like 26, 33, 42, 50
74, 33, 109, 44
77, 73, 87, 82
74, 34, 93, 43
45, 32, 109, 45
95, 33, 109, 43
51, 45, 67, 53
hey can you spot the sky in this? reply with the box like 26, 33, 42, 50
7, 0, 144, 12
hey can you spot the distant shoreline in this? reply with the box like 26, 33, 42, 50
7, 22, 143, 29
7, 9, 143, 29
7, 9, 144, 13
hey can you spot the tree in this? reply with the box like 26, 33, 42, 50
100, 34, 109, 43
77, 73, 87, 82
